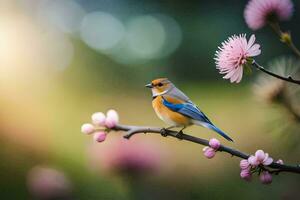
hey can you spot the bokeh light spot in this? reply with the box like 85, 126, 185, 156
80, 12, 125, 52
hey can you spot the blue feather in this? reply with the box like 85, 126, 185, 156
162, 97, 233, 141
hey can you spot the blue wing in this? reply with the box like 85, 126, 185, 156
162, 97, 233, 141
162, 97, 212, 124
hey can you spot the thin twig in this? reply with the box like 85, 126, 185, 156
269, 21, 300, 58
111, 124, 300, 174
252, 61, 300, 85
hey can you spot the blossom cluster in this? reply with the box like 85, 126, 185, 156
81, 109, 119, 142
202, 138, 221, 159
239, 150, 283, 184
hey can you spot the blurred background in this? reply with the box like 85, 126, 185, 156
0, 0, 300, 199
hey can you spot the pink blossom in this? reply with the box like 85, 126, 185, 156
240, 169, 252, 181
27, 166, 72, 199
262, 153, 273, 166
203, 146, 216, 159
215, 34, 261, 83
105, 109, 119, 128
248, 150, 273, 167
255, 150, 266, 162
244, 0, 294, 30
91, 112, 106, 126
248, 155, 260, 166
276, 159, 284, 165
81, 123, 95, 134
259, 171, 272, 184
93, 131, 107, 142
209, 138, 221, 150
240, 159, 250, 170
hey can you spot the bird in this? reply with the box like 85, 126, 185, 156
145, 78, 233, 141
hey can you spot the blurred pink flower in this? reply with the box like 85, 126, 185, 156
105, 109, 119, 128
240, 169, 252, 181
81, 123, 95, 134
209, 138, 221, 150
244, 0, 293, 30
276, 159, 284, 165
27, 166, 72, 200
259, 171, 273, 184
88, 138, 163, 175
240, 159, 250, 170
202, 146, 216, 159
215, 34, 261, 83
91, 112, 106, 126
93, 131, 107, 142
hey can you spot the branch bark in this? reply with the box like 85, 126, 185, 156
252, 61, 300, 85
111, 124, 300, 174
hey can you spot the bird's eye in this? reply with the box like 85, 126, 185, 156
158, 83, 163, 87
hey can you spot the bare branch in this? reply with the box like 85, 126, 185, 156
252, 61, 300, 85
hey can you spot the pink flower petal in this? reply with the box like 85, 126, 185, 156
262, 157, 273, 166
209, 138, 221, 150
255, 150, 265, 162
244, 0, 294, 30
203, 147, 216, 159
215, 34, 261, 83
240, 159, 250, 170
248, 155, 260, 166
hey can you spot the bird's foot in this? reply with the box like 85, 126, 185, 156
160, 128, 168, 137
175, 130, 184, 140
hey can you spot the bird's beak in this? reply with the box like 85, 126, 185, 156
145, 83, 153, 88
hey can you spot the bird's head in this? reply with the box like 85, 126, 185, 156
145, 78, 173, 97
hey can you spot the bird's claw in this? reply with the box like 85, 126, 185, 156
175, 130, 184, 140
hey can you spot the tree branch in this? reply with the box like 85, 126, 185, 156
111, 124, 300, 174
252, 61, 300, 85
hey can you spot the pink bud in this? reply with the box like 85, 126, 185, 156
276, 159, 284, 165
240, 169, 252, 181
209, 138, 221, 150
259, 171, 272, 184
91, 112, 106, 126
203, 147, 216, 159
240, 159, 250, 170
93, 131, 106, 143
105, 109, 119, 128
255, 150, 265, 162
248, 155, 260, 166
81, 123, 95, 134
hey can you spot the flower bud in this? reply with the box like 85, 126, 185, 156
81, 123, 95, 135
240, 169, 252, 181
276, 159, 284, 165
93, 131, 107, 143
240, 159, 250, 170
203, 147, 216, 159
91, 112, 106, 126
105, 109, 119, 128
259, 171, 272, 184
209, 138, 221, 150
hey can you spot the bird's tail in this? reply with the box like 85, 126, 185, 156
193, 121, 233, 142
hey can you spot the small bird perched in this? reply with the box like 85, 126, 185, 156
145, 78, 233, 141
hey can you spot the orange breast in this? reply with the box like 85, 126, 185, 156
152, 95, 190, 126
